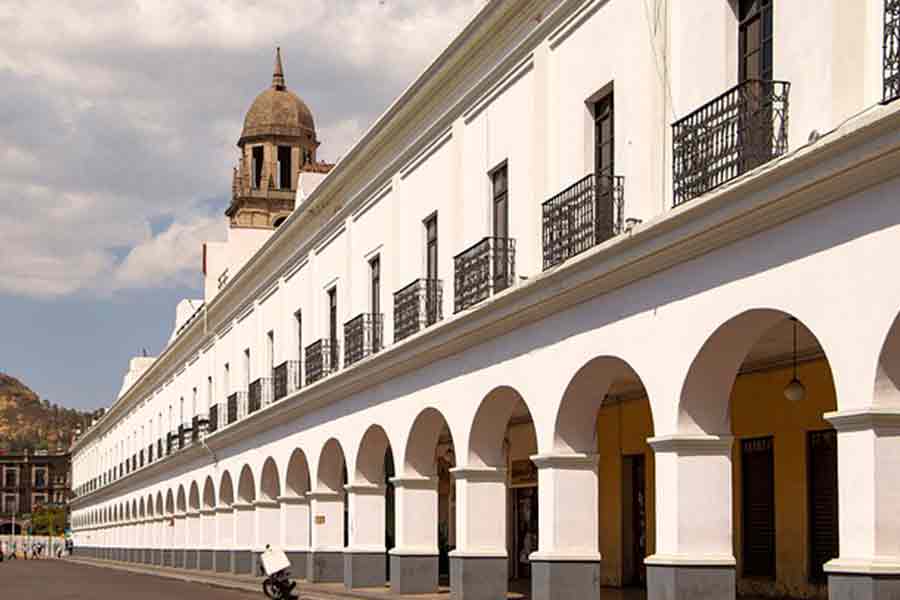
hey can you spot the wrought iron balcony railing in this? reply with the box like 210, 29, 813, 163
306, 338, 338, 385
672, 78, 790, 206
273, 360, 301, 401
157, 438, 163, 459
208, 404, 219, 434
147, 444, 153, 463
227, 391, 248, 425
453, 237, 516, 313
394, 278, 443, 342
886, 0, 900, 103
249, 377, 274, 414
542, 173, 624, 270
344, 313, 383, 367
191, 414, 208, 442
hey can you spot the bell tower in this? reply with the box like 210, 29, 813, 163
226, 48, 329, 229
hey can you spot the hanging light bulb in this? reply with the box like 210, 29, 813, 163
784, 317, 806, 402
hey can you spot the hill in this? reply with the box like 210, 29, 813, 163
0, 373, 101, 452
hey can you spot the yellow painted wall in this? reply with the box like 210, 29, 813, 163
595, 359, 835, 598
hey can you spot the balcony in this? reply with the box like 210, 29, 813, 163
157, 438, 163, 459
208, 404, 219, 434
249, 377, 274, 414
273, 360, 301, 401
147, 444, 154, 464
227, 391, 248, 425
178, 422, 193, 449
672, 78, 790, 206
542, 174, 625, 270
344, 313, 383, 367
393, 278, 443, 342
887, 0, 900, 103
191, 414, 209, 442
306, 339, 338, 385
453, 237, 516, 313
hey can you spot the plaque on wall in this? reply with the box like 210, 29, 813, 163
314, 515, 326, 525
510, 459, 537, 486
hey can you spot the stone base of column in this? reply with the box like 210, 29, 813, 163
173, 549, 185, 568
285, 551, 307, 578
197, 550, 213, 570
828, 572, 900, 599
213, 550, 230, 573
150, 549, 160, 565
140, 549, 149, 564
128, 548, 135, 562
231, 549, 253, 574
531, 559, 601, 600
162, 549, 174, 567
184, 549, 198, 569
307, 551, 344, 583
450, 554, 508, 600
647, 563, 735, 600
390, 553, 438, 594
344, 551, 386, 589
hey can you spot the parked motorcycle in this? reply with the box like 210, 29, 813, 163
260, 545, 297, 600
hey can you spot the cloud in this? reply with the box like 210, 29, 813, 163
0, 0, 484, 299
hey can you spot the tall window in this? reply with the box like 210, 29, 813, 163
492, 165, 508, 240
192, 387, 198, 418
741, 436, 775, 578
739, 0, 773, 83
252, 146, 264, 189
207, 376, 213, 412
594, 93, 616, 240
328, 287, 338, 368
224, 363, 230, 396
243, 349, 251, 389
295, 310, 303, 361
267, 331, 275, 374
278, 146, 292, 190
370, 257, 382, 351
179, 397, 184, 426
425, 214, 438, 281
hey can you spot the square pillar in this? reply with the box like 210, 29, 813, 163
529, 454, 602, 600
198, 508, 216, 570
307, 490, 345, 583
825, 409, 900, 598
646, 435, 735, 600
279, 495, 309, 578
186, 511, 201, 569
344, 483, 387, 589
390, 476, 439, 595
254, 499, 281, 575
214, 506, 234, 573
449, 467, 508, 600
173, 514, 187, 568
232, 503, 255, 574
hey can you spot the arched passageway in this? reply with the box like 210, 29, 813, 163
215, 472, 234, 573
308, 438, 347, 583
283, 449, 311, 575
232, 465, 257, 574
655, 310, 839, 600
197, 476, 216, 570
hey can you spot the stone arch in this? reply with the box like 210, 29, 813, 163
260, 458, 281, 501
285, 448, 311, 497
403, 407, 455, 477
238, 465, 256, 504
467, 385, 536, 468
678, 308, 836, 435
219, 471, 234, 506
139, 497, 146, 518
202, 476, 216, 509
316, 438, 346, 492
354, 424, 393, 485
155, 491, 164, 516
554, 356, 653, 454
176, 485, 187, 514
873, 311, 900, 407
189, 481, 201, 511
165, 489, 175, 515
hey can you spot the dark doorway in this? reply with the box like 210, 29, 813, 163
385, 451, 395, 580
622, 454, 647, 587
512, 486, 538, 580
742, 436, 776, 578
808, 429, 838, 583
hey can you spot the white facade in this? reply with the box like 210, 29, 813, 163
70, 2, 900, 599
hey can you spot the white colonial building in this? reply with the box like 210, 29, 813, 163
69, 1, 900, 599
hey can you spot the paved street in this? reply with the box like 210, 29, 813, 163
0, 559, 264, 599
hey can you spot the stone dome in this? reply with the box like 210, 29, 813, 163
238, 48, 316, 144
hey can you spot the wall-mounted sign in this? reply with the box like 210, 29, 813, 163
314, 515, 326, 525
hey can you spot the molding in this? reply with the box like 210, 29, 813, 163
530, 453, 598, 469
214, 506, 233, 514
825, 408, 900, 432
232, 502, 254, 511
388, 546, 439, 556
276, 495, 307, 505
449, 466, 507, 482
253, 499, 279, 509
647, 434, 734, 455
343, 483, 386, 495
306, 490, 342, 501
645, 553, 737, 567
825, 557, 900, 575
389, 476, 438, 490
448, 549, 507, 559
344, 545, 387, 554
529, 551, 603, 562
462, 54, 534, 124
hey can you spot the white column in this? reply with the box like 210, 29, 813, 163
201, 509, 216, 549
390, 476, 439, 595
215, 506, 234, 551
280, 495, 309, 553
646, 434, 735, 600
254, 499, 280, 550
187, 511, 202, 550
825, 409, 900, 588
345, 484, 385, 553
233, 503, 255, 550
308, 491, 344, 552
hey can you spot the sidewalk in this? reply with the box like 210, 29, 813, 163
64, 556, 456, 599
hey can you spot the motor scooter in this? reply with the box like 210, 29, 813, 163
260, 545, 297, 600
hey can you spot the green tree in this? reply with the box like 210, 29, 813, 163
30, 506, 67, 536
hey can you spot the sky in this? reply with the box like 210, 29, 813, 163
0, 0, 484, 411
